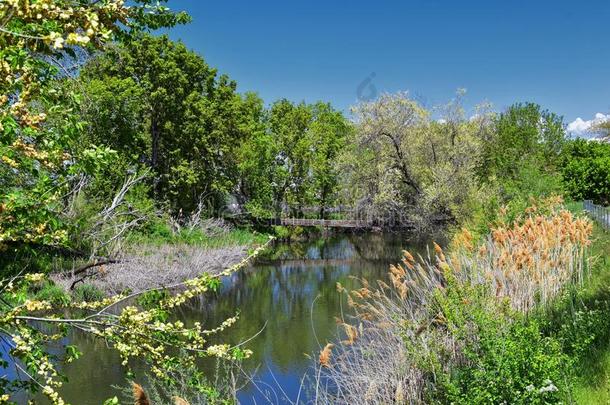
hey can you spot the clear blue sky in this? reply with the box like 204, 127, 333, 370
166, 0, 610, 129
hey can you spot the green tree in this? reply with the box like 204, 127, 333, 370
237, 100, 349, 219
77, 34, 253, 214
479, 102, 566, 194
561, 139, 610, 205
309, 102, 350, 218
0, 0, 188, 250
344, 91, 488, 227
268, 100, 314, 217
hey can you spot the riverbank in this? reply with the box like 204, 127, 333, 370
50, 223, 271, 298
570, 219, 610, 403
314, 198, 607, 404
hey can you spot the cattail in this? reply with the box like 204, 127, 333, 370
319, 343, 334, 367
132, 383, 150, 405
342, 323, 358, 345
433, 242, 445, 262
351, 290, 364, 299
390, 264, 406, 278
358, 287, 371, 298
402, 250, 415, 263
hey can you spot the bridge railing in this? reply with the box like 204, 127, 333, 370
584, 200, 610, 230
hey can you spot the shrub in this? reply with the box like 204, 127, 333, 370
561, 139, 610, 205
34, 283, 71, 307
440, 314, 567, 404
72, 283, 105, 303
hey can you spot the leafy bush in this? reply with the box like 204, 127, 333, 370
72, 283, 105, 303
561, 139, 610, 205
440, 313, 567, 404
34, 283, 71, 307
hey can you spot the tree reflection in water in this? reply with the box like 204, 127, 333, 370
53, 233, 432, 404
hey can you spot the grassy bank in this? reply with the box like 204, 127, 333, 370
125, 220, 270, 249
570, 221, 610, 403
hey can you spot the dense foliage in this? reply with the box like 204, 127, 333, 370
239, 99, 350, 219
0, 2, 253, 404
0, 0, 188, 251
341, 91, 489, 228
72, 39, 352, 220
74, 34, 260, 213
561, 139, 610, 205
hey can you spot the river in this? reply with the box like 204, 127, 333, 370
33, 233, 435, 404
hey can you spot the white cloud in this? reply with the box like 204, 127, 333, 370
567, 113, 610, 138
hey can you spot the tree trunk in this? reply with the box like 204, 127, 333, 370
151, 114, 160, 169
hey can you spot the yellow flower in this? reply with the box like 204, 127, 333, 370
1, 155, 18, 168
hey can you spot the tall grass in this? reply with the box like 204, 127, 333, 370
452, 204, 592, 312
127, 218, 268, 248
314, 198, 593, 404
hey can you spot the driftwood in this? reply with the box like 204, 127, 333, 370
68, 259, 121, 290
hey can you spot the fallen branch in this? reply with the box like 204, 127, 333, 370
69, 259, 121, 290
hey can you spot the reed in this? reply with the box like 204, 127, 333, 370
314, 199, 593, 404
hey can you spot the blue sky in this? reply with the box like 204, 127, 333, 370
166, 0, 610, 135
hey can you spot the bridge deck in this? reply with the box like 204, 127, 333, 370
278, 218, 371, 228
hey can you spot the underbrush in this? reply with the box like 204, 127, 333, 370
315, 197, 602, 404
126, 218, 268, 248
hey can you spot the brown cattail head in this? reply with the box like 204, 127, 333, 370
132, 383, 150, 405
341, 323, 358, 345
319, 343, 334, 367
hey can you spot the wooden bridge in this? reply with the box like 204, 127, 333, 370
274, 218, 373, 228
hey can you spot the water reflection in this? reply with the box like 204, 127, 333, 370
42, 233, 432, 404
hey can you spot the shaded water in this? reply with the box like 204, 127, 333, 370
37, 233, 433, 404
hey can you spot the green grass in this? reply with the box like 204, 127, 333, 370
569, 221, 610, 404
547, 201, 610, 403
565, 200, 585, 215
126, 222, 270, 249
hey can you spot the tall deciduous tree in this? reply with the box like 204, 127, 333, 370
237, 100, 349, 219
480, 102, 565, 182
478, 102, 566, 203
343, 91, 489, 227
0, 0, 188, 248
309, 102, 351, 218
77, 35, 254, 213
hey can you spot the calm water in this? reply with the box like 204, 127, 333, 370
26, 233, 433, 404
